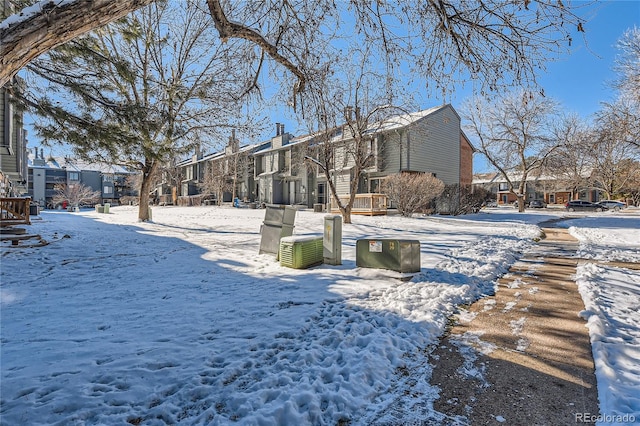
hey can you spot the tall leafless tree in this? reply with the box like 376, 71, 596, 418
590, 113, 640, 199
613, 27, 640, 105
543, 114, 593, 198
300, 49, 409, 224
200, 160, 231, 206
462, 91, 561, 212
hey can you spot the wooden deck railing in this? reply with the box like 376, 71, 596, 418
330, 193, 388, 216
0, 197, 31, 226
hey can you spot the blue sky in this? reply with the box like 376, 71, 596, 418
23, 1, 639, 173
537, 0, 639, 117
471, 0, 639, 172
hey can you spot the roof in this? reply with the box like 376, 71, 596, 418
364, 104, 450, 134
28, 154, 136, 174
253, 104, 454, 156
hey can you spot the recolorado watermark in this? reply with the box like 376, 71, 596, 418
575, 413, 637, 424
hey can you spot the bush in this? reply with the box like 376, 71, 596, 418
436, 184, 488, 215
381, 172, 445, 217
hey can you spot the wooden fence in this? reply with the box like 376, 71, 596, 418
0, 197, 31, 226
330, 193, 388, 216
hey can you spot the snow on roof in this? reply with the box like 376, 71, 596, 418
366, 104, 450, 134
472, 173, 500, 184
253, 105, 452, 155
28, 153, 135, 174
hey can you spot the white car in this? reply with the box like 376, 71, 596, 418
598, 200, 626, 211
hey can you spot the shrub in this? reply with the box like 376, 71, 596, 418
381, 172, 445, 217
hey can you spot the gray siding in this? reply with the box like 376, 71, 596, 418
81, 171, 101, 192
380, 132, 402, 173
380, 105, 460, 185
335, 169, 351, 194
407, 107, 460, 185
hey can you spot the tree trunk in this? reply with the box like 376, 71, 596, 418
517, 180, 527, 212
138, 161, 157, 221
1, 0, 155, 87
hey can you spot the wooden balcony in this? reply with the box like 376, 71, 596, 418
330, 193, 388, 216
0, 197, 31, 227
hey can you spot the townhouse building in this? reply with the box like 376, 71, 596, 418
472, 171, 602, 206
27, 149, 138, 208
174, 104, 473, 212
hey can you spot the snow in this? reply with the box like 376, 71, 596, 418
1, 206, 639, 424
0, 1, 76, 31
565, 216, 640, 425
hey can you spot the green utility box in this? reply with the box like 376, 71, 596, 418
356, 239, 421, 273
279, 236, 324, 269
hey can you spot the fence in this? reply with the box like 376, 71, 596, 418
330, 193, 387, 216
0, 197, 31, 226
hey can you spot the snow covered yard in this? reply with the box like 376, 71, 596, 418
1, 206, 638, 425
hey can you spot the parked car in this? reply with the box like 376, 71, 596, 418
529, 200, 547, 208
597, 200, 626, 211
565, 200, 609, 212
484, 200, 498, 208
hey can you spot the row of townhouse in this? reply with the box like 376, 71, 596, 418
171, 104, 474, 210
27, 148, 138, 208
473, 172, 604, 206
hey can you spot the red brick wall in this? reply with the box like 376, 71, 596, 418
459, 135, 473, 187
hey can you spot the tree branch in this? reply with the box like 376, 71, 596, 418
205, 0, 306, 100
1, 0, 156, 87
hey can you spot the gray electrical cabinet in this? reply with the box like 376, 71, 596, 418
323, 215, 342, 265
356, 239, 421, 273
259, 205, 297, 256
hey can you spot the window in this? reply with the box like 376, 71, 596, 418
69, 172, 79, 181
103, 186, 113, 194
370, 178, 381, 193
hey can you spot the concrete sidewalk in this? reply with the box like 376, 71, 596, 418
430, 227, 600, 425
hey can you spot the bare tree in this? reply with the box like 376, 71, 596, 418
613, 27, 640, 105
225, 145, 249, 203
462, 91, 561, 212
590, 115, 640, 200
52, 183, 100, 208
200, 161, 230, 206
4, 0, 590, 107
543, 114, 593, 198
382, 172, 445, 217
596, 27, 640, 152
300, 47, 412, 224
23, 1, 252, 221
